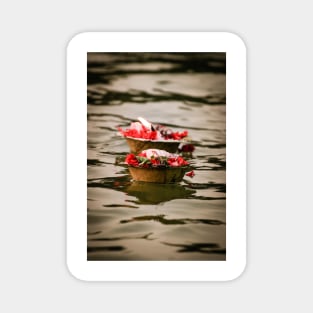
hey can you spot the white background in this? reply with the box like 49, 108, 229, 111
1, 1, 312, 312
67, 32, 246, 281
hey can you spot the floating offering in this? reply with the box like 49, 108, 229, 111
118, 117, 188, 154
125, 149, 191, 183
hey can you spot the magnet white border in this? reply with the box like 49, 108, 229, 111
66, 32, 246, 281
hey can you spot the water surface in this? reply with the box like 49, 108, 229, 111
87, 53, 226, 260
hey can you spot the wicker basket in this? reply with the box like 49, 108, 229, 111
128, 165, 189, 183
125, 137, 180, 155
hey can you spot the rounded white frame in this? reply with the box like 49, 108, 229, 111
67, 32, 246, 281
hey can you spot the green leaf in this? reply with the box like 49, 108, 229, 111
136, 156, 151, 166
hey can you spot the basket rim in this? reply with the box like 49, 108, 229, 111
128, 165, 190, 170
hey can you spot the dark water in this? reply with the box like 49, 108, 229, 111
87, 53, 226, 260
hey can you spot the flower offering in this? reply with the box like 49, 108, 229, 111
118, 117, 188, 141
125, 149, 189, 168
125, 149, 191, 183
118, 117, 189, 154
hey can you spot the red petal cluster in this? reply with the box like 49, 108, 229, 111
125, 154, 139, 166
167, 130, 188, 140
125, 153, 189, 168
167, 156, 189, 167
118, 125, 188, 141
118, 127, 158, 140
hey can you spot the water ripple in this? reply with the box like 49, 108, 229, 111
120, 214, 225, 226
89, 232, 154, 242
162, 242, 226, 254
87, 52, 226, 260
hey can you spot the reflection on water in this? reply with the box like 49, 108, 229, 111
87, 53, 226, 261
125, 181, 196, 204
120, 215, 225, 226
162, 242, 226, 254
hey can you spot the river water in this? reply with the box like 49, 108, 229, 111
87, 53, 226, 260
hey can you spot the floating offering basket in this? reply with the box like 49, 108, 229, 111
125, 149, 193, 184
118, 117, 188, 154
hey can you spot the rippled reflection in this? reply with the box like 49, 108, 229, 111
120, 215, 225, 226
125, 181, 196, 204
87, 53, 226, 261
162, 242, 226, 254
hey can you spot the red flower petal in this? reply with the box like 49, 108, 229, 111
118, 123, 187, 141
179, 144, 195, 152
125, 154, 139, 166
186, 170, 195, 178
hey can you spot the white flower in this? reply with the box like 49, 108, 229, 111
142, 149, 178, 159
